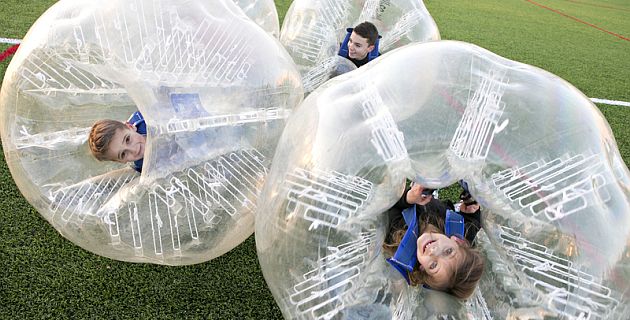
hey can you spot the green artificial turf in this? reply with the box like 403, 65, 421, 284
1, 1, 629, 319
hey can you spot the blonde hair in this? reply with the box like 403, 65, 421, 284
383, 220, 485, 299
88, 119, 127, 161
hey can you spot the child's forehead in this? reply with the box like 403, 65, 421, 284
350, 32, 369, 43
110, 126, 135, 140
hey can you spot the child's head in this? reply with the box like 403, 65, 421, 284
348, 21, 379, 60
413, 223, 485, 299
385, 223, 485, 299
88, 119, 146, 163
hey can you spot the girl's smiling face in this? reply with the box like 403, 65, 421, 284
416, 232, 464, 289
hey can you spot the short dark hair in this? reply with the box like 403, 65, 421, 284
353, 21, 379, 46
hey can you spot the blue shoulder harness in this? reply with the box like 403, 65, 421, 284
126, 111, 145, 172
386, 206, 418, 284
338, 28, 381, 62
445, 209, 465, 240
127, 111, 146, 134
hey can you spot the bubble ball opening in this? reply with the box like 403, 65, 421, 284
255, 41, 630, 319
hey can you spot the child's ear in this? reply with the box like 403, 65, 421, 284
367, 44, 375, 52
125, 122, 135, 130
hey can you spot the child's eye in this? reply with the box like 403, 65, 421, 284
121, 152, 126, 159
430, 262, 437, 269
125, 136, 130, 143
445, 248, 454, 255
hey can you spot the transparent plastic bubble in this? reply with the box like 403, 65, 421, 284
233, 0, 280, 37
255, 41, 630, 319
280, 0, 440, 93
0, 0, 303, 265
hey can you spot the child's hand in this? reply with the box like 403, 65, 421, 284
406, 183, 432, 206
459, 202, 480, 214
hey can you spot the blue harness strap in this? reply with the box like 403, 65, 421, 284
127, 111, 146, 134
386, 206, 418, 284
338, 28, 353, 58
338, 28, 381, 62
126, 111, 146, 173
445, 209, 465, 239
368, 35, 381, 61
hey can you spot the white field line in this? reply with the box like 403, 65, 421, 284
590, 98, 630, 107
0, 37, 21, 44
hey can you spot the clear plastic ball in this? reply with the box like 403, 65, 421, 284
0, 0, 303, 265
280, 0, 440, 93
255, 41, 630, 319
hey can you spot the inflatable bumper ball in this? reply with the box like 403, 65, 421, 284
0, 0, 303, 265
280, 0, 440, 93
255, 41, 630, 319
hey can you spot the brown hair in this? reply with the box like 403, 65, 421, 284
383, 221, 485, 299
353, 21, 379, 46
88, 119, 127, 161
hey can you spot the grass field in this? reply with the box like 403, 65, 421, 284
1, 0, 629, 319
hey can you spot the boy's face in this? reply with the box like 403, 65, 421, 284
104, 124, 146, 163
348, 31, 375, 60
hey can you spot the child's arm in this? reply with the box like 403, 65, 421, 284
397, 183, 433, 208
